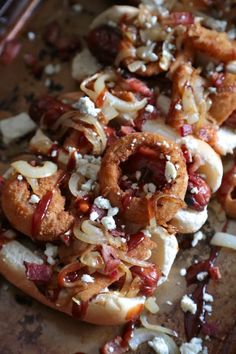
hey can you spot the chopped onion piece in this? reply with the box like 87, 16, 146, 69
129, 328, 179, 353
105, 92, 147, 113
73, 220, 106, 245
26, 177, 39, 193
80, 250, 104, 269
68, 173, 85, 197
11, 160, 57, 179
140, 314, 178, 337
145, 297, 160, 314
210, 232, 236, 250
117, 251, 151, 268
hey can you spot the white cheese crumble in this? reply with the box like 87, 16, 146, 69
81, 179, 94, 192
76, 154, 101, 181
181, 295, 197, 315
142, 229, 152, 238
17, 174, 23, 181
73, 96, 100, 116
180, 337, 203, 354
90, 211, 99, 222
44, 63, 61, 75
165, 161, 177, 183
44, 243, 58, 265
180, 268, 187, 276
29, 194, 40, 204
145, 104, 155, 113
203, 293, 213, 302
81, 274, 94, 283
101, 216, 116, 231
94, 196, 111, 209
27, 31, 36, 41
72, 3, 83, 12
192, 231, 205, 247
107, 207, 119, 217
148, 337, 169, 354
197, 272, 208, 281
204, 304, 212, 313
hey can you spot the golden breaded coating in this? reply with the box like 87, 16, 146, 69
1, 170, 74, 242
187, 23, 236, 62
209, 73, 236, 125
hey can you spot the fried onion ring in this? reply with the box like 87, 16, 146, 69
99, 132, 188, 226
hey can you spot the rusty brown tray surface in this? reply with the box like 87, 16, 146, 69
0, 1, 236, 353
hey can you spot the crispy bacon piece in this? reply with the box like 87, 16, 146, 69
162, 12, 194, 26
131, 264, 160, 296
24, 262, 53, 283
187, 23, 236, 62
127, 235, 157, 261
185, 173, 211, 211
101, 244, 121, 277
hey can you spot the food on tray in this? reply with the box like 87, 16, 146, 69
0, 0, 236, 353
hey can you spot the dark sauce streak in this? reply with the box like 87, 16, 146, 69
184, 247, 219, 340
72, 300, 88, 320
31, 191, 53, 237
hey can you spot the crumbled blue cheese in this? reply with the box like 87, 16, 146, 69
0, 112, 36, 144
181, 295, 197, 314
203, 293, 213, 302
81, 274, 94, 283
148, 337, 169, 354
165, 161, 177, 183
81, 179, 94, 192
44, 63, 61, 75
197, 272, 208, 281
107, 207, 119, 217
192, 231, 205, 247
90, 211, 99, 222
145, 104, 155, 113
180, 268, 187, 276
44, 243, 58, 265
180, 337, 203, 354
29, 194, 40, 204
94, 196, 111, 209
101, 216, 116, 230
73, 96, 100, 116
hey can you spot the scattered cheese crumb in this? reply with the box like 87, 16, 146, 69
192, 231, 205, 247
107, 207, 119, 217
165, 161, 177, 183
44, 243, 58, 265
180, 268, 187, 276
180, 337, 203, 354
73, 96, 100, 116
90, 211, 99, 221
101, 216, 116, 230
44, 63, 61, 75
81, 274, 94, 283
197, 272, 208, 281
29, 194, 40, 204
181, 295, 197, 314
17, 175, 23, 181
203, 293, 213, 302
148, 337, 169, 354
94, 196, 111, 209
145, 104, 155, 113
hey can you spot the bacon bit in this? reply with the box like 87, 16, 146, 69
163, 12, 194, 26
209, 266, 221, 280
87, 25, 122, 65
101, 245, 121, 277
121, 193, 133, 211
29, 95, 71, 125
104, 126, 119, 147
120, 126, 136, 136
0, 40, 21, 65
180, 124, 193, 137
24, 53, 44, 79
31, 191, 53, 238
24, 262, 53, 283
127, 232, 145, 251
131, 264, 159, 296
72, 300, 88, 320
123, 78, 152, 97
60, 232, 72, 246
210, 73, 225, 88
185, 173, 211, 211
100, 336, 129, 354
